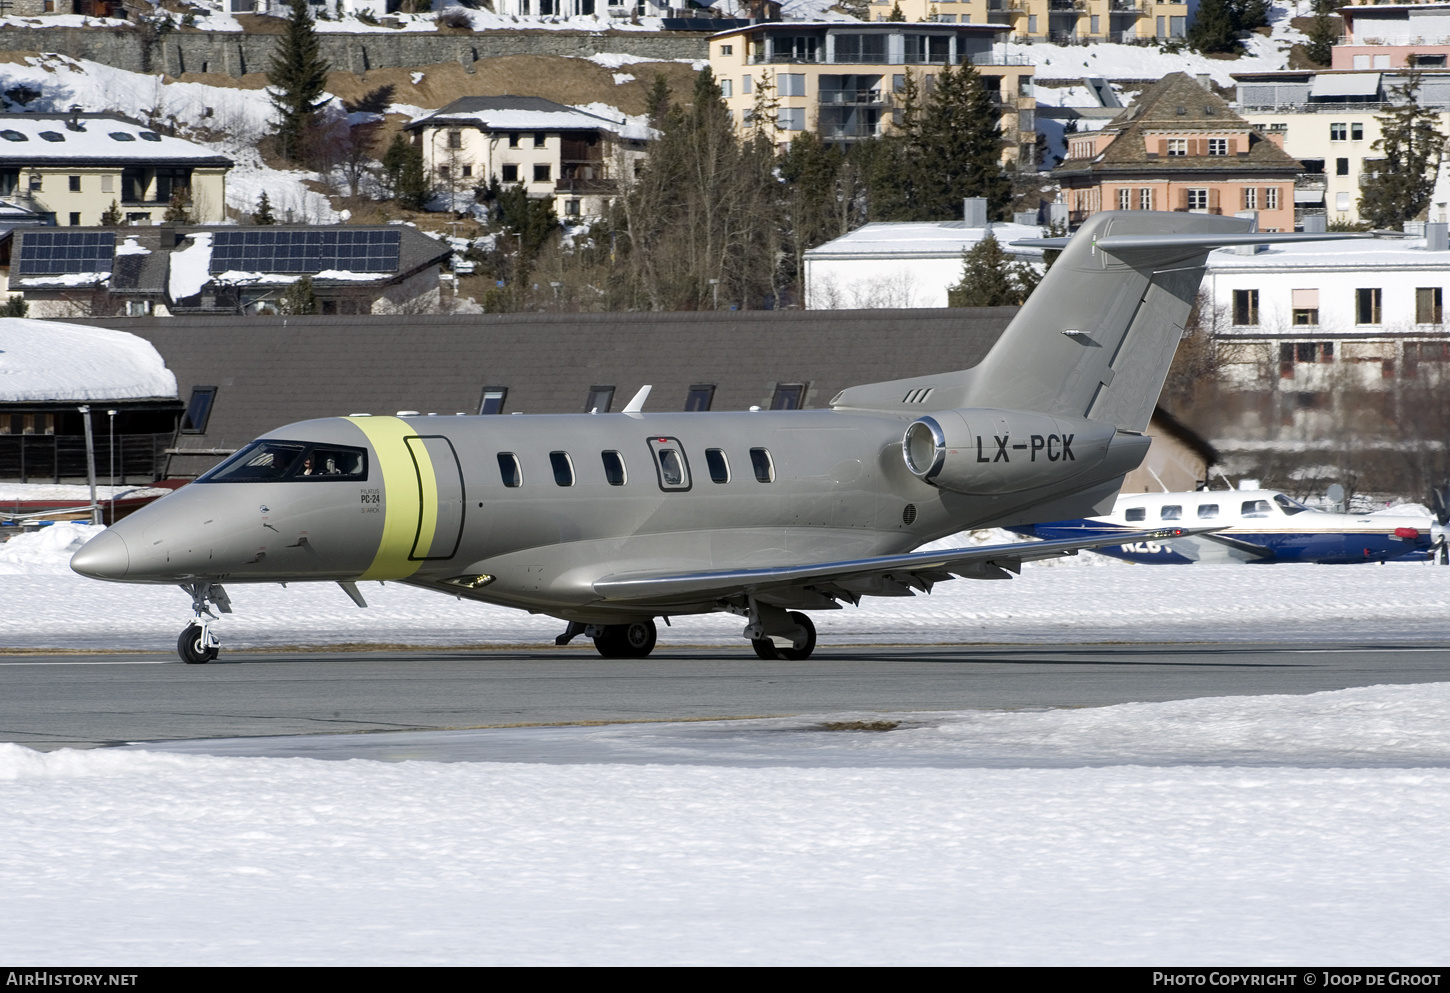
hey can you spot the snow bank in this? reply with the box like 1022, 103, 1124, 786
0, 319, 176, 402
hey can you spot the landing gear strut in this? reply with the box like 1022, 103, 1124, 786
742, 599, 817, 660
177, 582, 230, 664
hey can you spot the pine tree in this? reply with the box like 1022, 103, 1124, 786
948, 233, 1022, 307
1304, 12, 1338, 67
886, 1, 905, 20
252, 191, 276, 225
279, 276, 318, 315
1187, 0, 1243, 55
163, 189, 191, 223
908, 61, 1011, 221
748, 71, 781, 146
0, 296, 27, 317
382, 132, 429, 210
1360, 75, 1448, 229
267, 0, 331, 164
99, 200, 123, 227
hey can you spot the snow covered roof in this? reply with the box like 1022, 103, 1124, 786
803, 221, 1047, 261
1205, 237, 1450, 273
0, 114, 232, 166
408, 97, 653, 142
0, 318, 177, 402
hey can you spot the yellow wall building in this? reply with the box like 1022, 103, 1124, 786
864, 0, 1188, 43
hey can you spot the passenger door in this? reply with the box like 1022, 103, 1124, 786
405, 435, 466, 560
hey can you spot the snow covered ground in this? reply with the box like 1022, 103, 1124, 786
4, 683, 1450, 965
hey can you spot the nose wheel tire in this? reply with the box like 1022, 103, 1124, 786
592, 619, 657, 658
177, 624, 218, 665
752, 611, 817, 661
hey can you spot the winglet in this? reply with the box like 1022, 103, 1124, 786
622, 385, 652, 413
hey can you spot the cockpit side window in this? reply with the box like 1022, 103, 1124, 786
1273, 494, 1308, 516
1160, 505, 1182, 521
1124, 507, 1146, 522
197, 441, 367, 483
1242, 500, 1272, 518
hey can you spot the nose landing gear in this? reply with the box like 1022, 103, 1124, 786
177, 582, 231, 664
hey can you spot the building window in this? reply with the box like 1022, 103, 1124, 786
1167, 138, 1187, 156
447, 129, 462, 149
743, 75, 752, 95
1233, 289, 1259, 326
777, 107, 805, 131
565, 199, 580, 216
1207, 138, 1227, 156
1139, 188, 1153, 210
29, 174, 41, 191
1357, 288, 1382, 325
533, 133, 546, 147
533, 164, 551, 182
126, 300, 152, 317
461, 165, 472, 178
1266, 187, 1279, 210
1243, 186, 1258, 210
438, 166, 450, 178
1352, 122, 1364, 140
685, 384, 716, 411
508, 133, 520, 148
720, 44, 732, 55
1336, 157, 1349, 176
585, 385, 615, 413
1187, 187, 1209, 210
1118, 188, 1131, 210
479, 388, 508, 414
1292, 289, 1319, 326
102, 175, 113, 193
68, 212, 81, 226
1331, 122, 1347, 141
68, 175, 81, 192
779, 73, 806, 97
1417, 287, 1443, 324
1336, 191, 1350, 211
720, 79, 733, 98
501, 164, 518, 183
771, 383, 806, 409
180, 387, 218, 434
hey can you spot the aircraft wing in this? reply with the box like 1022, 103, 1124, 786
1187, 532, 1275, 560
592, 527, 1213, 607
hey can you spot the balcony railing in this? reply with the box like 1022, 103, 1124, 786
1048, 0, 1085, 11
819, 88, 888, 106
1108, 0, 1148, 14
821, 122, 886, 139
0, 433, 170, 485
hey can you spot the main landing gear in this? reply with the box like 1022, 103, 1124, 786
177, 582, 230, 664
557, 619, 659, 658
749, 611, 816, 661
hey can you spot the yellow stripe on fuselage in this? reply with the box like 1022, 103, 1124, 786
347, 416, 437, 580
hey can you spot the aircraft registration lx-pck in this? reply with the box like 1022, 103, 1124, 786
70, 212, 1353, 662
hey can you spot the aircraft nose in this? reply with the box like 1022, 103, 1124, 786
70, 530, 130, 580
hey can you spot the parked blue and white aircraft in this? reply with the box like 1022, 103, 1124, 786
1011, 489, 1444, 565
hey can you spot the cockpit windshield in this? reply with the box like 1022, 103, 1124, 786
1273, 494, 1310, 516
197, 440, 368, 483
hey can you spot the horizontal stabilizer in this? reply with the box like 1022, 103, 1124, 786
592, 526, 1219, 606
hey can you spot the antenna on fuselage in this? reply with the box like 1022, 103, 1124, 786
622, 385, 652, 413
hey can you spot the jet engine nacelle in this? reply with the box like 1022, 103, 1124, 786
902, 408, 1125, 495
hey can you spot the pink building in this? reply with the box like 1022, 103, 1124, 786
1335, 3, 1450, 70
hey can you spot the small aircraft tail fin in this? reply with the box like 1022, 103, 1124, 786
831, 212, 1362, 433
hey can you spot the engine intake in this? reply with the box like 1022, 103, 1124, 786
902, 408, 1125, 496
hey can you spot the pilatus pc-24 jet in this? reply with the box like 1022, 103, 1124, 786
71, 212, 1347, 662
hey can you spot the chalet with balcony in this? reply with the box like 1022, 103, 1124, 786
865, 0, 1188, 45
0, 113, 231, 228
1334, 3, 1450, 70
1055, 73, 1302, 231
405, 97, 652, 219
707, 21, 1036, 167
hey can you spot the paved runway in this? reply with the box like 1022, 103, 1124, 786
4, 641, 1450, 749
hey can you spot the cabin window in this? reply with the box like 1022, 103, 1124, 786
686, 384, 716, 411
1160, 505, 1182, 520
750, 448, 775, 483
648, 436, 692, 491
706, 448, 730, 483
497, 452, 523, 488
180, 386, 217, 434
479, 388, 508, 415
550, 451, 575, 487
1197, 504, 1219, 519
601, 450, 626, 486
1242, 499, 1272, 518
1124, 507, 1146, 522
585, 385, 615, 413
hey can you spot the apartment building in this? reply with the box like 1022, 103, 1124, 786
0, 113, 231, 228
1056, 73, 1302, 231
1333, 3, 1450, 70
405, 97, 652, 219
1234, 69, 1450, 227
708, 21, 1036, 167
863, 0, 1189, 44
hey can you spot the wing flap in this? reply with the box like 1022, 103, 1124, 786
591, 527, 1211, 605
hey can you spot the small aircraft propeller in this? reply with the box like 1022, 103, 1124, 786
1431, 483, 1450, 565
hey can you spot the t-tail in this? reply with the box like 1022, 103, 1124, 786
831, 210, 1361, 519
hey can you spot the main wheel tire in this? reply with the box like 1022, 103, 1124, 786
177, 624, 216, 665
593, 619, 657, 658
775, 612, 817, 661
751, 637, 780, 660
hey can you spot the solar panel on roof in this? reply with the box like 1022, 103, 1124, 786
16, 231, 116, 276
209, 229, 402, 274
